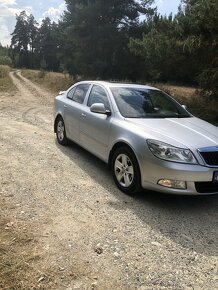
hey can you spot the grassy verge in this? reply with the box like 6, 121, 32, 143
0, 65, 15, 92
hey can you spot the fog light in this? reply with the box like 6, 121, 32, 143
158, 179, 187, 189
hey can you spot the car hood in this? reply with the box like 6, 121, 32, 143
125, 117, 218, 149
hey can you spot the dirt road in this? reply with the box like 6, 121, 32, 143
0, 71, 218, 289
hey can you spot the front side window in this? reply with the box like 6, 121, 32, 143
71, 84, 90, 104
110, 87, 191, 118
87, 85, 110, 110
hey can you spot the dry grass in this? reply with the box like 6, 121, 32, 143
21, 69, 75, 94
21, 70, 218, 125
152, 83, 218, 125
0, 198, 41, 289
0, 65, 15, 92
152, 83, 196, 99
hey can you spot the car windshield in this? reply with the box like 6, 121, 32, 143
110, 87, 191, 118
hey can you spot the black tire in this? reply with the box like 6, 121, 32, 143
112, 146, 141, 194
55, 116, 68, 145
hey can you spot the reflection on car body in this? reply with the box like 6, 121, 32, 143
54, 81, 218, 195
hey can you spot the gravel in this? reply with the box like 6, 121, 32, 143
0, 70, 217, 289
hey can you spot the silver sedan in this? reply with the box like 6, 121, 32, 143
54, 81, 218, 195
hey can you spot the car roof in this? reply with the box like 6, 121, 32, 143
76, 80, 159, 91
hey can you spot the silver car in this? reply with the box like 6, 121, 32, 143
54, 81, 218, 195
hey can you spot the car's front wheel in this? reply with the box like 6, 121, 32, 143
55, 117, 68, 145
112, 147, 141, 194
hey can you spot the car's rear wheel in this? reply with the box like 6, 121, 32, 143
112, 147, 141, 194
56, 117, 68, 145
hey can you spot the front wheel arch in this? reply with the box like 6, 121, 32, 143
108, 142, 137, 169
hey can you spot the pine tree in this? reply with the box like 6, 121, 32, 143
10, 11, 38, 68
36, 18, 60, 71
11, 11, 30, 67
60, 0, 155, 79
28, 14, 38, 68
178, 0, 218, 97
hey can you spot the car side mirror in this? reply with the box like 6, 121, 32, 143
90, 103, 111, 116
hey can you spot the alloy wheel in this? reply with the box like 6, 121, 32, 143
114, 153, 134, 187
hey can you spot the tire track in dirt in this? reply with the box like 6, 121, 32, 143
9, 71, 37, 102
1, 72, 94, 288
16, 70, 53, 106
9, 71, 53, 130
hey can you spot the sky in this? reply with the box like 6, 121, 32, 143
0, 0, 181, 47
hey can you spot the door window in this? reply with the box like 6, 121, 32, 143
87, 85, 110, 110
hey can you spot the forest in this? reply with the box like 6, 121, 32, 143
0, 0, 217, 99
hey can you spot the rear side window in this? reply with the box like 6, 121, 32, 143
67, 87, 76, 99
68, 84, 90, 104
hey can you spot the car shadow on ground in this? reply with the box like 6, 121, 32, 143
56, 140, 218, 257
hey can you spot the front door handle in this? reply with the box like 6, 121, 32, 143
81, 113, 86, 119
64, 105, 67, 108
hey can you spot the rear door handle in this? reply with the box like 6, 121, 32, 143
64, 105, 67, 108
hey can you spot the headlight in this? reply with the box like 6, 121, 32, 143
147, 140, 198, 164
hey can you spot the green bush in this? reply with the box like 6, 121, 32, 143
0, 65, 15, 92
0, 56, 12, 66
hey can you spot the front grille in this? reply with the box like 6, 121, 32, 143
195, 182, 218, 193
198, 149, 218, 166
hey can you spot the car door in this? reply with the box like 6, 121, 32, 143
64, 84, 90, 143
80, 85, 112, 161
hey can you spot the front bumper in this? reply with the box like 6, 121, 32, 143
139, 157, 218, 195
